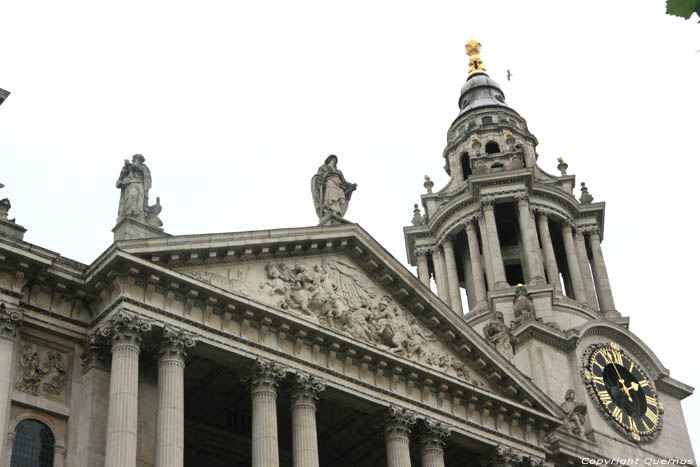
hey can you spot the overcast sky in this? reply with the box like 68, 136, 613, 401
1, 0, 698, 452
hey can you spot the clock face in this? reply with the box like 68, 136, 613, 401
582, 342, 663, 443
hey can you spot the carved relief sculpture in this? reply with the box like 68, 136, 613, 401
311, 155, 357, 222
483, 312, 514, 361
42, 351, 67, 395
16, 344, 48, 395
560, 389, 587, 438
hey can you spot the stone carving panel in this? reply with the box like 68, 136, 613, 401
16, 341, 70, 401
179, 256, 486, 387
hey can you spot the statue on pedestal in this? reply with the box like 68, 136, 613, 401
512, 285, 537, 328
483, 311, 514, 361
116, 154, 163, 229
311, 155, 356, 223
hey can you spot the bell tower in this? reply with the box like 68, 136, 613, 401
404, 39, 619, 331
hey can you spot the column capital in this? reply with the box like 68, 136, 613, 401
464, 217, 478, 230
99, 310, 154, 348
385, 406, 417, 438
291, 372, 326, 405
481, 444, 544, 467
246, 358, 288, 393
159, 325, 197, 360
415, 247, 431, 258
534, 208, 549, 219
480, 196, 496, 211
0, 302, 22, 339
440, 235, 456, 247
559, 220, 575, 232
515, 192, 530, 204
419, 418, 451, 449
587, 228, 601, 239
80, 331, 111, 372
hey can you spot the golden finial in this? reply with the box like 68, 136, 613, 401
557, 157, 564, 163
471, 135, 479, 141
505, 131, 512, 137
424, 175, 431, 180
465, 39, 486, 74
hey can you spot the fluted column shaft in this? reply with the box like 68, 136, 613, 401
575, 231, 598, 311
536, 212, 561, 293
105, 338, 141, 467
432, 248, 451, 306
477, 215, 495, 290
0, 306, 21, 467
291, 374, 325, 467
516, 197, 546, 285
416, 250, 431, 289
561, 224, 586, 302
250, 360, 286, 467
441, 238, 463, 315
155, 328, 195, 467
385, 407, 416, 467
465, 220, 487, 305
481, 201, 508, 289
589, 231, 617, 316
103, 311, 152, 467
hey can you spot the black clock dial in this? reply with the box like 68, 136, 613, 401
582, 342, 663, 443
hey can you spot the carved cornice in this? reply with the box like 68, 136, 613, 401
292, 372, 326, 405
385, 405, 418, 438
0, 302, 22, 339
98, 310, 154, 347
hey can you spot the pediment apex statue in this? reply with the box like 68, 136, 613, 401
311, 155, 357, 224
116, 154, 163, 230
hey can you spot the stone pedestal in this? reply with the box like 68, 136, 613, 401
291, 373, 325, 467
249, 359, 287, 467
385, 406, 416, 467
112, 217, 168, 242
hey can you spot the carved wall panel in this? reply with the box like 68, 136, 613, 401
178, 255, 487, 388
15, 339, 71, 403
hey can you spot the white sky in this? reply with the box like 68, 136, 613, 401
1, 0, 698, 453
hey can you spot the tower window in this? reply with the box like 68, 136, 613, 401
10, 420, 55, 467
481, 116, 493, 125
485, 142, 500, 154
461, 153, 472, 180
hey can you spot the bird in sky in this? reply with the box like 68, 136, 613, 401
507, 69, 513, 81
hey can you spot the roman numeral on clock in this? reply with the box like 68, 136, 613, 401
645, 407, 659, 425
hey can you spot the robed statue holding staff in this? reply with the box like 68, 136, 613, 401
311, 155, 357, 222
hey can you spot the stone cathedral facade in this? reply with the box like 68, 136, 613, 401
0, 41, 695, 467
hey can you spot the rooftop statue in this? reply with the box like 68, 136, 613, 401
311, 155, 356, 223
116, 154, 163, 230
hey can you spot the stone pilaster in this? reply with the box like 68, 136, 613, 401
385, 406, 417, 467
291, 372, 325, 467
481, 198, 508, 289
515, 195, 545, 285
431, 247, 451, 306
0, 304, 21, 467
465, 219, 487, 306
248, 358, 287, 467
419, 419, 450, 467
560, 222, 586, 303
535, 212, 561, 294
155, 326, 196, 467
101, 311, 153, 467
575, 231, 598, 312
588, 229, 618, 317
441, 237, 463, 315
416, 248, 431, 289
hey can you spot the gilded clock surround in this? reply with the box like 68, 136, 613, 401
582, 342, 664, 443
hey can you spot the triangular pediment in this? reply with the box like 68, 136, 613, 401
175, 254, 491, 389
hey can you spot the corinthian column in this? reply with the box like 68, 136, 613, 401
155, 326, 196, 467
102, 311, 153, 467
416, 249, 431, 289
441, 237, 463, 315
431, 247, 451, 306
385, 406, 416, 467
248, 359, 287, 467
420, 419, 450, 467
291, 373, 325, 467
535, 211, 561, 294
575, 231, 598, 311
0, 304, 21, 466
560, 222, 586, 303
465, 219, 487, 306
516, 195, 545, 285
481, 198, 508, 289
588, 229, 618, 317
